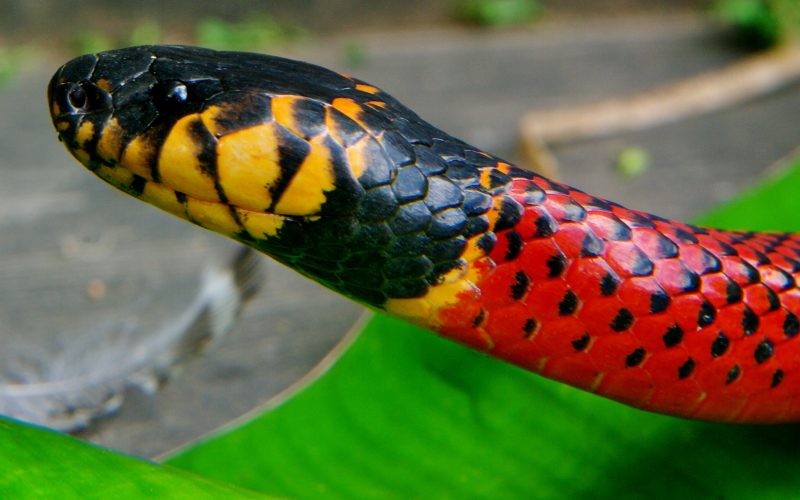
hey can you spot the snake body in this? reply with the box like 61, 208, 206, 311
48, 45, 800, 423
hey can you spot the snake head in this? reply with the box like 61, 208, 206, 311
47, 45, 408, 218
49, 45, 499, 314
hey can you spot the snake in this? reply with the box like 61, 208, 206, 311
47, 45, 800, 424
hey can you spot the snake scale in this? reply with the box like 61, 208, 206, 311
47, 45, 800, 423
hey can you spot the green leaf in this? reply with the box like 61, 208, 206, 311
694, 158, 800, 231
167, 157, 800, 498
0, 416, 280, 499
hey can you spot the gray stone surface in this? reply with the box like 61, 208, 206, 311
2, 14, 800, 459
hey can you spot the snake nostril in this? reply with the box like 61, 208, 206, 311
67, 85, 87, 110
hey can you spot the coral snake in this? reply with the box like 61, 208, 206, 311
48, 45, 800, 424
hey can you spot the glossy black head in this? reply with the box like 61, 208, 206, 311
48, 45, 366, 167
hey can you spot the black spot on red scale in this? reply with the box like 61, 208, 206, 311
754, 339, 774, 364
504, 230, 524, 261
772, 369, 784, 388
671, 227, 699, 244
559, 290, 579, 315
628, 249, 654, 277
534, 214, 556, 238
752, 248, 771, 266
663, 325, 683, 348
600, 215, 633, 241
649, 291, 670, 314
697, 301, 716, 327
677, 268, 701, 294
546, 254, 566, 278
610, 308, 634, 332
696, 249, 722, 274
580, 232, 604, 258
523, 318, 537, 337
557, 200, 587, 223
784, 312, 800, 338
765, 287, 781, 312
600, 273, 618, 296
626, 211, 656, 229
494, 197, 524, 232
678, 357, 695, 379
649, 232, 679, 259
711, 238, 738, 256
711, 332, 729, 357
726, 364, 741, 384
725, 280, 743, 304
473, 309, 486, 327
510, 270, 530, 300
626, 347, 645, 367
687, 224, 710, 236
583, 196, 612, 212
777, 268, 797, 291
742, 307, 760, 336
572, 333, 590, 351
742, 261, 761, 285
521, 182, 546, 205
540, 179, 570, 195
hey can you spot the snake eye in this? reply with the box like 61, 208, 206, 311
67, 84, 87, 110
154, 80, 189, 112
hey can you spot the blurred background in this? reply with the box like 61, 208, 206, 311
2, 0, 800, 459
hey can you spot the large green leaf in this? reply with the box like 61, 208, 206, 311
165, 160, 800, 499
0, 416, 279, 499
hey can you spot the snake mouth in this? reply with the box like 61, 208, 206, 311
88, 156, 293, 244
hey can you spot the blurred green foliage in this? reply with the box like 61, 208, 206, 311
128, 20, 164, 47
71, 31, 115, 55
0, 45, 39, 88
456, 0, 542, 27
713, 0, 800, 47
195, 16, 304, 52
71, 20, 164, 56
341, 40, 370, 68
616, 146, 651, 178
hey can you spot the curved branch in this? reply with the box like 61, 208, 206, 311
519, 43, 800, 146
